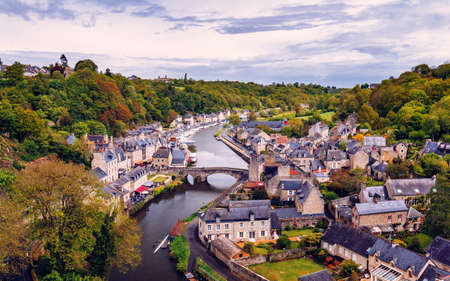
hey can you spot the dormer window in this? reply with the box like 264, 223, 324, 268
250, 214, 255, 221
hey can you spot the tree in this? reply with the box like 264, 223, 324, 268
86, 120, 107, 135
166, 110, 178, 123
407, 236, 423, 253
423, 175, 450, 238
88, 212, 116, 277
228, 114, 241, 126
105, 68, 112, 77
276, 235, 291, 249
288, 118, 303, 137
339, 140, 347, 151
74, 59, 98, 72
243, 242, 255, 256
413, 64, 431, 75
387, 160, 410, 179
339, 260, 360, 278
72, 122, 89, 137
328, 169, 363, 197
60, 54, 68, 67
248, 111, 257, 121
5, 62, 24, 84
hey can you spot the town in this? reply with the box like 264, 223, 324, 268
76, 108, 449, 281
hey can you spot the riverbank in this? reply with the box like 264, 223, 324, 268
217, 128, 250, 162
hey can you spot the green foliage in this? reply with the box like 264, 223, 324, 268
251, 188, 269, 200
339, 260, 360, 278
88, 212, 116, 278
74, 59, 98, 72
195, 257, 227, 281
170, 235, 190, 272
184, 212, 198, 223
42, 271, 63, 281
4, 62, 24, 84
243, 242, 255, 256
0, 169, 15, 193
423, 175, 450, 238
276, 235, 291, 249
228, 114, 241, 126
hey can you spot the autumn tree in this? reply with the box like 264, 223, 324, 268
228, 114, 241, 126
166, 109, 178, 123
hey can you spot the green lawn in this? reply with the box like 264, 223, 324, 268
196, 257, 227, 281
249, 258, 325, 281
282, 228, 315, 237
152, 175, 169, 183
295, 111, 335, 122
254, 244, 283, 255
406, 233, 433, 252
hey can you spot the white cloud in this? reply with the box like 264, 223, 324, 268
0, 0, 448, 87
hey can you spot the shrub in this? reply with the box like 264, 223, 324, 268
339, 260, 360, 278
276, 235, 291, 249
170, 235, 190, 272
243, 242, 255, 256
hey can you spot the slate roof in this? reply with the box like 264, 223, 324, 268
386, 178, 436, 197
153, 147, 171, 158
355, 200, 408, 215
372, 161, 388, 172
296, 181, 316, 204
272, 208, 323, 219
290, 149, 313, 158
362, 186, 388, 203
417, 264, 450, 281
322, 223, 377, 257
270, 212, 281, 230
367, 239, 428, 276
93, 167, 107, 179
311, 160, 326, 171
202, 200, 271, 222
426, 236, 450, 267
407, 207, 424, 219
326, 149, 347, 161
171, 149, 185, 164
298, 270, 333, 281
423, 141, 439, 154
104, 150, 117, 162
279, 179, 302, 190
211, 237, 243, 260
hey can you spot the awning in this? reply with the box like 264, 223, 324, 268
371, 264, 402, 281
136, 185, 149, 193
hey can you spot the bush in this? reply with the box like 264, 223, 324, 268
285, 225, 292, 231
339, 260, 360, 278
243, 242, 255, 256
170, 235, 190, 272
276, 235, 291, 249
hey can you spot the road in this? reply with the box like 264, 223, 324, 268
185, 219, 241, 281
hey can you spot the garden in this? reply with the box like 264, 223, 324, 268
249, 258, 326, 281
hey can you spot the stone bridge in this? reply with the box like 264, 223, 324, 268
160, 167, 248, 183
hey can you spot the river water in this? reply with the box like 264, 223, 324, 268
109, 125, 248, 281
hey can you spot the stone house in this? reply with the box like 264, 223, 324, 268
370, 161, 389, 181
294, 181, 324, 215
367, 238, 431, 281
308, 121, 329, 140
184, 115, 195, 126
198, 200, 272, 244
350, 149, 369, 170
352, 200, 424, 234
311, 160, 329, 183
329, 122, 352, 142
385, 177, 436, 205
279, 179, 302, 203
290, 149, 314, 172
236, 127, 249, 142
393, 142, 408, 159
380, 146, 399, 163
210, 237, 249, 268
324, 149, 349, 171
321, 223, 378, 270
152, 147, 172, 169
251, 137, 267, 155
106, 167, 148, 203
91, 148, 119, 183
426, 236, 450, 272
359, 185, 389, 203
170, 149, 186, 167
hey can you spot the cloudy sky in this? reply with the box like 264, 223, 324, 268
0, 0, 449, 87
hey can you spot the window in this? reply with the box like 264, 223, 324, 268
207, 234, 211, 240
397, 215, 402, 223
288, 190, 293, 195
323, 242, 328, 249
261, 221, 265, 226
250, 222, 254, 227
352, 253, 357, 262
345, 249, 349, 257
261, 231, 265, 237
339, 247, 343, 254
239, 232, 244, 238
225, 233, 229, 239
249, 231, 255, 238
225, 224, 229, 230
207, 225, 212, 231
240, 222, 244, 228
216, 224, 220, 230
388, 216, 392, 223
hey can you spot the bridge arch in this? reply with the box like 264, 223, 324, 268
160, 167, 248, 185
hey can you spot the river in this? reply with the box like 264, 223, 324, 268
109, 125, 248, 281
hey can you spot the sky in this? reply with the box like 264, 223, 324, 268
0, 0, 449, 87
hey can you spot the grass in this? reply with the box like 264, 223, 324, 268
249, 258, 325, 281
147, 174, 155, 180
152, 176, 169, 183
282, 228, 315, 237
405, 233, 433, 252
214, 127, 225, 137
196, 257, 227, 281
254, 244, 284, 255
295, 111, 335, 122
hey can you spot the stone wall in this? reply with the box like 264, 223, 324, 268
230, 260, 269, 281
269, 248, 306, 262
280, 215, 327, 229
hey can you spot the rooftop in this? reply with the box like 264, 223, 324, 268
355, 200, 408, 215
387, 177, 436, 196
